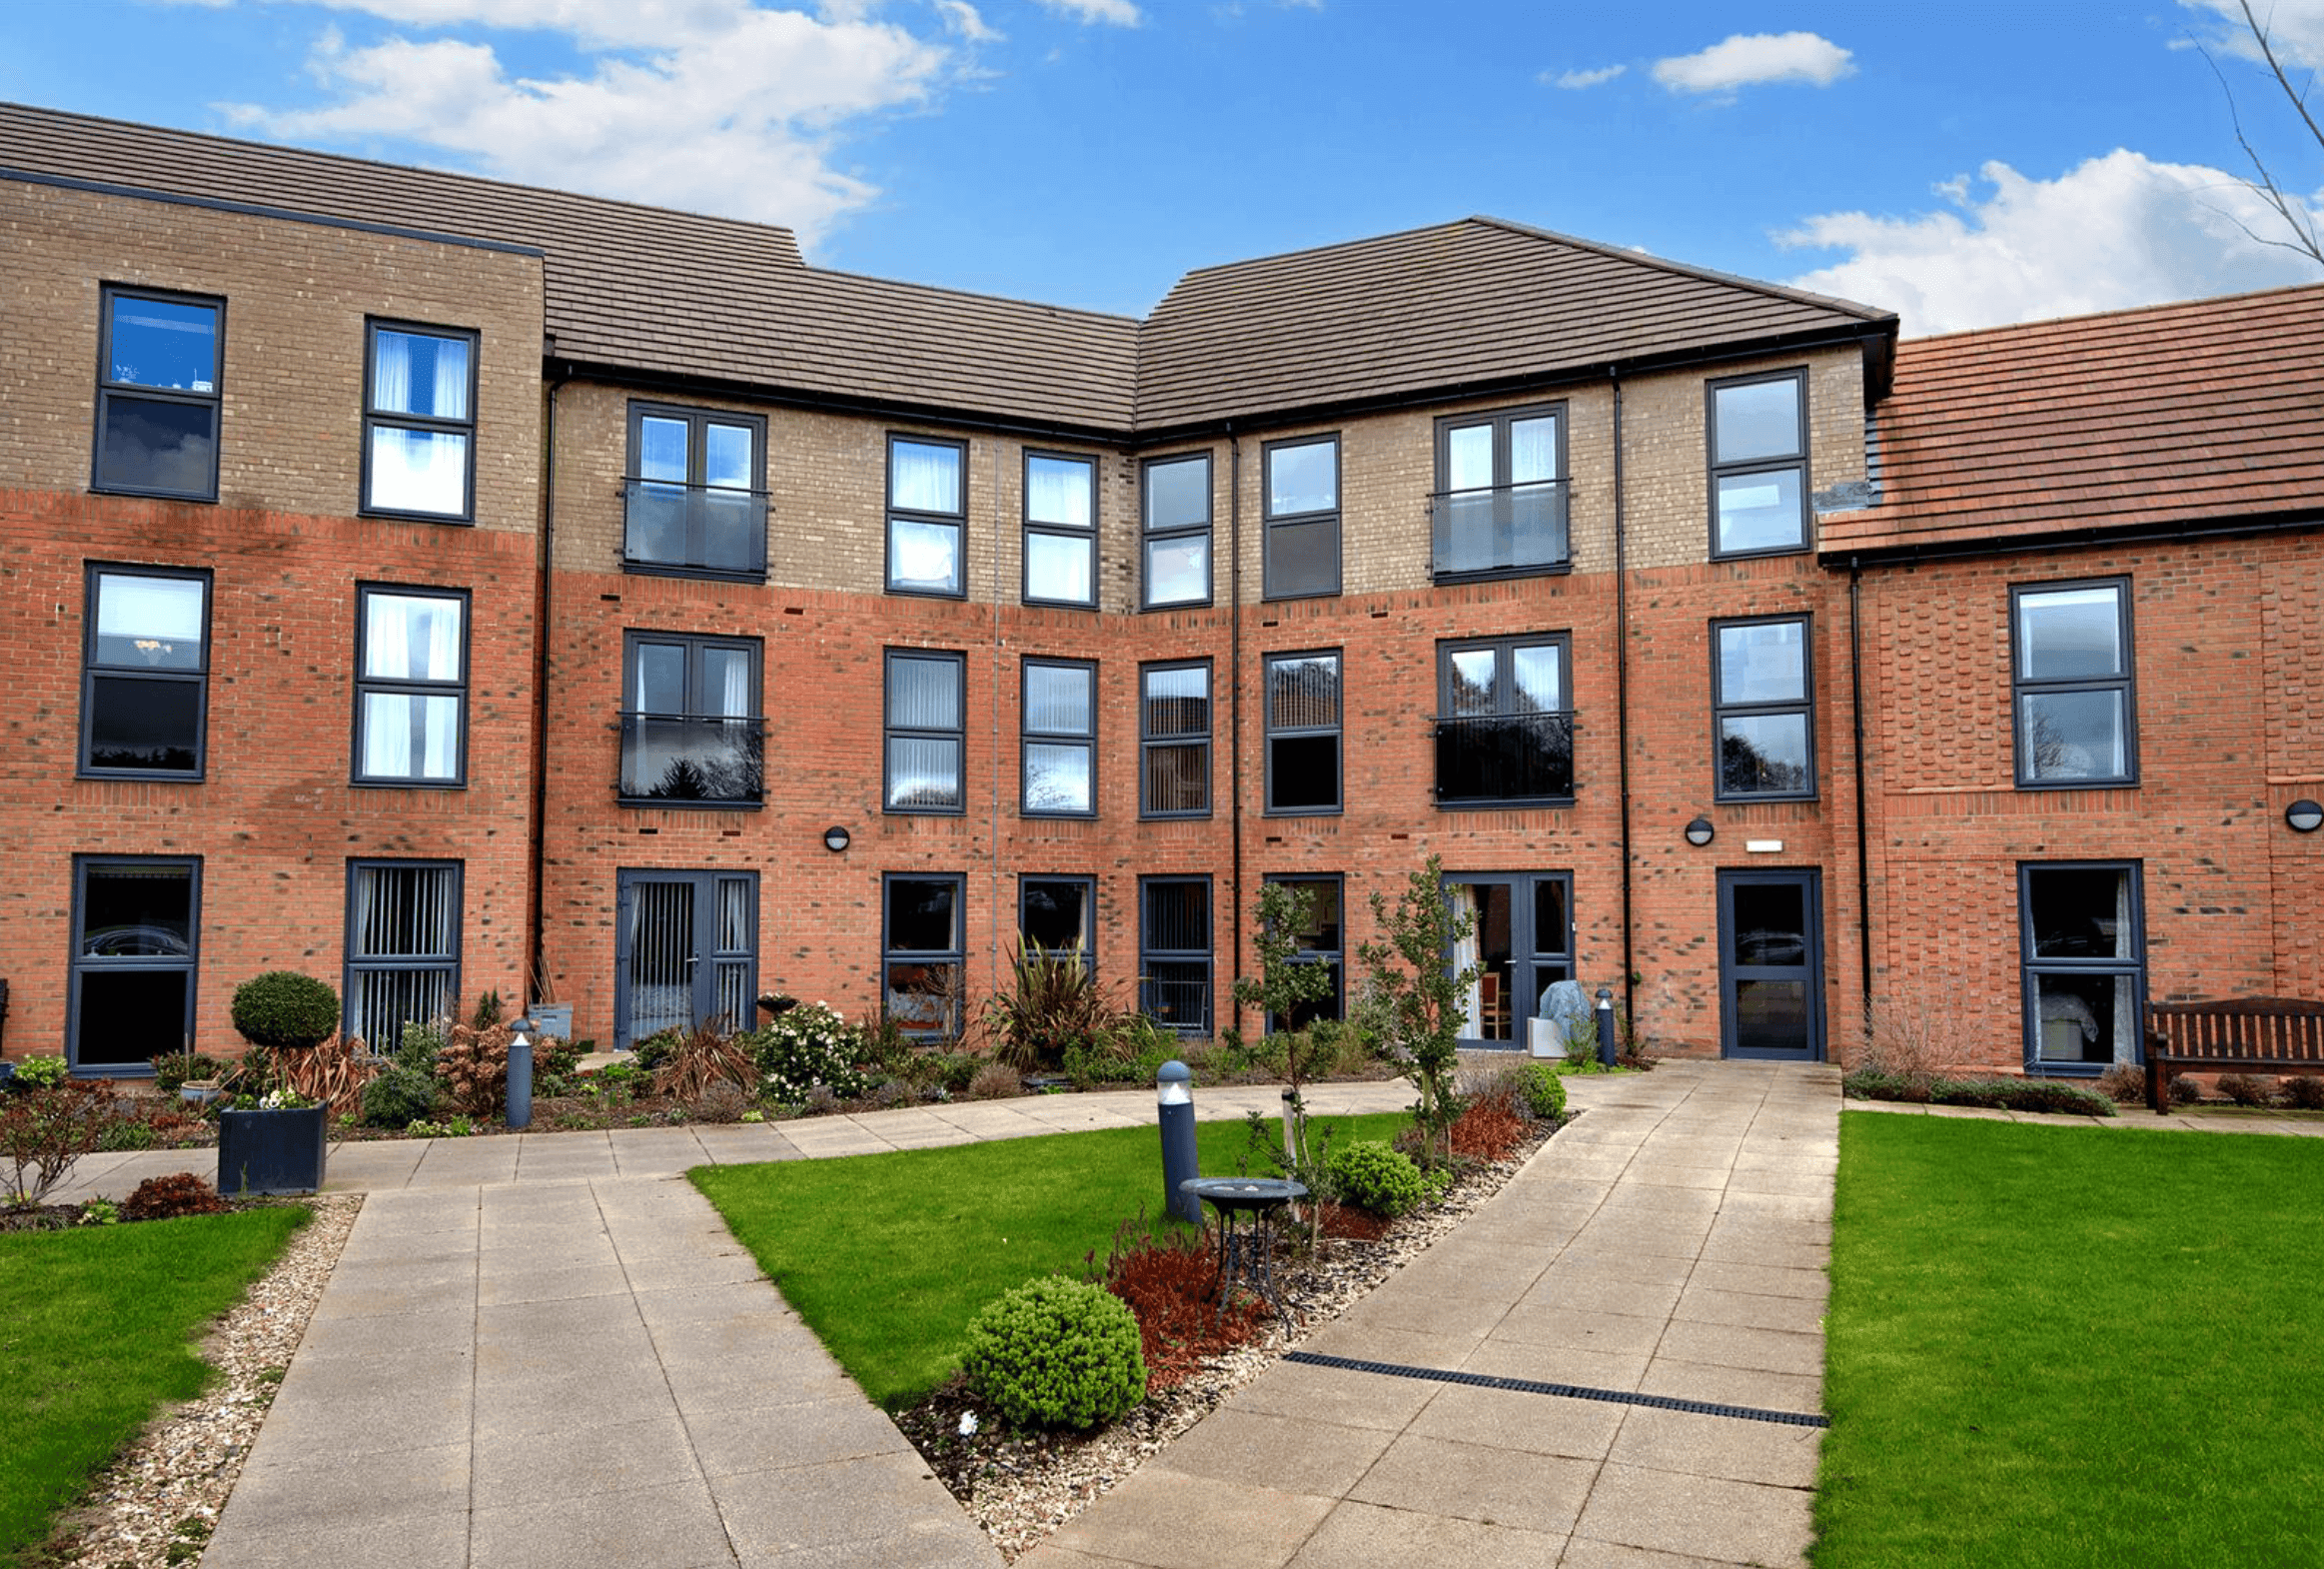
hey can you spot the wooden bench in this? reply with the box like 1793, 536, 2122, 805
2145, 997, 2324, 1113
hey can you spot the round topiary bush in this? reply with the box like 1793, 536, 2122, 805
1520, 1060, 1568, 1120
1328, 1139, 1431, 1217
231, 971, 341, 1050
960, 1275, 1146, 1432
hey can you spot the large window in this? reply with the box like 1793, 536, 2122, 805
1444, 872, 1574, 1049
1262, 874, 1343, 1032
1709, 371, 1807, 557
888, 435, 966, 597
355, 586, 468, 786
93, 287, 221, 501
345, 860, 461, 1051
1022, 658, 1096, 816
70, 855, 199, 1075
1436, 635, 1572, 806
2012, 579, 2135, 787
1263, 435, 1339, 600
1433, 404, 1566, 579
625, 403, 766, 577
1713, 616, 1813, 799
886, 649, 965, 812
1141, 453, 1211, 609
363, 322, 476, 520
885, 874, 964, 1038
620, 633, 762, 804
1265, 651, 1342, 814
1140, 876, 1211, 1035
1140, 661, 1211, 818
2020, 861, 2144, 1073
1023, 452, 1097, 608
82, 565, 209, 780
1020, 876, 1095, 964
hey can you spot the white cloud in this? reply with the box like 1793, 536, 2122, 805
1652, 32, 1853, 95
1548, 64, 1625, 90
218, 1, 949, 244
1779, 149, 2324, 334
935, 0, 999, 41
2180, 0, 2324, 70
1037, 0, 1141, 25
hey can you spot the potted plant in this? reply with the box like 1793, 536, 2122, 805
218, 971, 338, 1195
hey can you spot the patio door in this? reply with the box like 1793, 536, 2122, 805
1443, 872, 1573, 1049
614, 870, 756, 1048
1718, 869, 1823, 1059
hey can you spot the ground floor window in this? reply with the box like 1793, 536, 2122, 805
2021, 860, 2143, 1071
615, 869, 756, 1048
70, 855, 199, 1073
1019, 875, 1094, 966
1140, 876, 1211, 1035
1262, 874, 1343, 1032
885, 874, 964, 1037
346, 860, 461, 1052
1444, 872, 1572, 1048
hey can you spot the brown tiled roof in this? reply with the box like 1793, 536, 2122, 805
1135, 217, 1894, 431
1820, 284, 2324, 557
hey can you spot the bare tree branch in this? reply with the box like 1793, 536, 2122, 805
2197, 1, 2324, 268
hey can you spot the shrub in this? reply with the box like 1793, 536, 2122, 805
652, 1025, 756, 1101
98, 1119, 158, 1152
966, 1062, 1021, 1100
1328, 1139, 1431, 1217
122, 1171, 227, 1221
960, 1275, 1147, 1431
149, 1051, 223, 1094
2215, 1072, 2275, 1107
631, 1029, 681, 1076
903, 1052, 981, 1095
1520, 1059, 1568, 1120
362, 1063, 441, 1127
438, 1020, 517, 1118
686, 1081, 751, 1123
1449, 1100, 1526, 1161
2169, 1074, 2204, 1106
396, 1018, 447, 1072
2, 1080, 117, 1205
2095, 1062, 2149, 1104
1085, 1212, 1267, 1393
742, 1002, 874, 1102
231, 971, 341, 1050
13, 1055, 71, 1090
985, 944, 1129, 1073
2280, 1075, 2324, 1110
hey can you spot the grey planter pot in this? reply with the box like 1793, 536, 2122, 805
217, 1105, 328, 1196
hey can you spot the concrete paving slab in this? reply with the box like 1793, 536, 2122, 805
1570, 1461, 1812, 1567
709, 1452, 995, 1560
1404, 1382, 1627, 1460
1347, 1432, 1595, 1536
1636, 1358, 1822, 1415
223, 1440, 470, 1531
1554, 1539, 1737, 1569
1038, 1466, 1336, 1569
1285, 1499, 1567, 1569
684, 1395, 913, 1476
1607, 1405, 1822, 1489
1154, 1407, 1397, 1498
472, 1414, 704, 1510
1672, 1284, 1825, 1336
1223, 1360, 1445, 1433
202, 1506, 473, 1569
470, 1478, 738, 1569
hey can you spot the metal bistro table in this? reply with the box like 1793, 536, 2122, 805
1179, 1176, 1307, 1325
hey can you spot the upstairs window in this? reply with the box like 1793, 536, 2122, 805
1713, 616, 1814, 799
888, 436, 966, 597
1022, 658, 1096, 816
886, 650, 965, 812
356, 586, 469, 786
1024, 452, 1097, 608
620, 633, 763, 805
1710, 371, 1807, 557
363, 323, 476, 520
82, 565, 208, 780
1436, 635, 1573, 806
1141, 453, 1211, 609
1140, 661, 1211, 818
2013, 580, 2135, 787
1265, 651, 1343, 814
1263, 435, 1340, 599
625, 404, 766, 577
1433, 405, 1566, 579
94, 287, 222, 501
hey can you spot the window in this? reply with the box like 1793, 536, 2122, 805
1141, 454, 1211, 609
69, 855, 199, 1075
1265, 651, 1342, 814
888, 435, 966, 597
1020, 876, 1095, 965
1140, 876, 1211, 1035
1709, 371, 1807, 557
355, 586, 469, 786
1444, 873, 1574, 1048
1022, 658, 1096, 816
1140, 661, 1211, 818
1024, 452, 1097, 608
345, 860, 461, 1051
363, 322, 476, 520
1436, 635, 1573, 806
81, 565, 208, 780
886, 650, 964, 812
1262, 874, 1343, 1031
617, 870, 756, 1047
2013, 579, 2135, 787
1713, 616, 1813, 799
2020, 861, 2144, 1073
625, 403, 766, 577
885, 874, 964, 1037
620, 633, 762, 804
1263, 435, 1339, 599
1433, 404, 1566, 579
93, 287, 221, 501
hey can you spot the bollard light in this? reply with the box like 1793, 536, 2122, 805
1595, 986, 1618, 1068
1156, 1059, 1200, 1225
507, 1028, 535, 1130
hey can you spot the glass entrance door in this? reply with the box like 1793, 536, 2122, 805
1444, 873, 1573, 1049
614, 870, 756, 1048
1718, 869, 1823, 1060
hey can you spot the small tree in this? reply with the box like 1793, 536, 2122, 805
1231, 880, 1341, 1186
1355, 855, 1478, 1166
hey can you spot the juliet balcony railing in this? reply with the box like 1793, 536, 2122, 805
1433, 711, 1576, 805
1140, 966, 1212, 1035
622, 479, 769, 577
617, 714, 766, 805
1428, 479, 1570, 580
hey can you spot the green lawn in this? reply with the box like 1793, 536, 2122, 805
693, 1112, 1406, 1407
1817, 1116, 2324, 1567
0, 1206, 310, 1568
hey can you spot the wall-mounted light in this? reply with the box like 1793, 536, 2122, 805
1685, 815, 1716, 847
823, 824, 852, 853
2288, 799, 2324, 833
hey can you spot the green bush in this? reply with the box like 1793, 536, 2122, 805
2281, 1075, 2324, 1110
960, 1275, 1147, 1431
362, 1063, 441, 1127
741, 1002, 873, 1102
1846, 1069, 2115, 1117
230, 971, 340, 1050
631, 1029, 680, 1075
12, 1055, 70, 1090
1328, 1139, 1431, 1217
1520, 1059, 1568, 1120
396, 1018, 447, 1071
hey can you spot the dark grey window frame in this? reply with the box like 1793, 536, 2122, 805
884, 871, 966, 1039
1716, 867, 1825, 1060
614, 868, 758, 1049
1020, 656, 1097, 819
2010, 577, 2138, 789
360, 318, 479, 523
1022, 449, 1099, 609
1261, 433, 1341, 601
80, 562, 211, 782
1261, 872, 1344, 1032
622, 400, 769, 581
1139, 874, 1212, 1036
618, 630, 765, 808
343, 858, 463, 1050
1019, 874, 1097, 967
1434, 633, 1575, 808
2018, 859, 2145, 1076
353, 583, 471, 789
1139, 659, 1212, 819
884, 648, 967, 815
1711, 613, 1815, 802
1139, 452, 1213, 611
1443, 870, 1575, 1050
1264, 648, 1343, 817
92, 284, 224, 503
886, 433, 968, 599
1707, 369, 1809, 561
1431, 401, 1570, 583
67, 853, 200, 1077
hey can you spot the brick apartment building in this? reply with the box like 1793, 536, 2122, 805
3, 103, 2318, 1080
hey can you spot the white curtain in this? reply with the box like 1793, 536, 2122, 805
891, 442, 958, 513
1448, 883, 1483, 1035
373, 332, 412, 413
719, 649, 748, 719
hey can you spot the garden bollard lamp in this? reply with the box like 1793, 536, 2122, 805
507, 1027, 534, 1130
1157, 1059, 1200, 1226
1596, 987, 1618, 1067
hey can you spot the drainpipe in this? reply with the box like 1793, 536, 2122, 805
1227, 425, 1245, 1037
1848, 558, 1873, 1021
989, 436, 1005, 997
527, 373, 566, 1012
1611, 369, 1636, 1025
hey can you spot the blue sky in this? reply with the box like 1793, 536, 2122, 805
4, 0, 2321, 334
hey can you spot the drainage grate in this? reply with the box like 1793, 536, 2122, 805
1281, 1350, 1829, 1429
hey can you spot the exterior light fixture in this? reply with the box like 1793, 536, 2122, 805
1685, 815, 1716, 846
822, 824, 851, 853
2288, 799, 2324, 833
